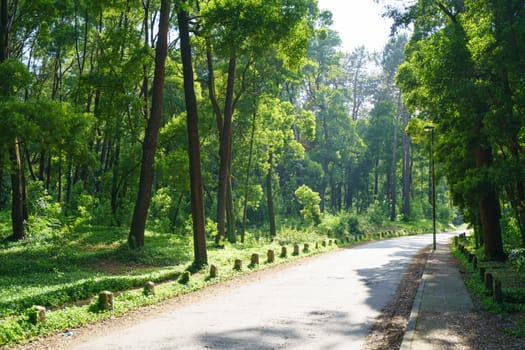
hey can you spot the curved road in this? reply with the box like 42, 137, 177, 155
74, 233, 455, 350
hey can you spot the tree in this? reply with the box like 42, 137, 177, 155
395, 0, 506, 260
177, 3, 207, 266
128, 0, 170, 249
200, 0, 316, 244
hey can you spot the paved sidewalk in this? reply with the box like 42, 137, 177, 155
400, 240, 473, 350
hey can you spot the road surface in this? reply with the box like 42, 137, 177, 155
74, 233, 455, 350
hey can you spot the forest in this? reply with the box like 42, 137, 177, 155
1, 0, 524, 266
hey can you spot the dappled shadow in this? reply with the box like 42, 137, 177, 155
195, 309, 366, 349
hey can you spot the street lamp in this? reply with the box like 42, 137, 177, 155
424, 125, 436, 250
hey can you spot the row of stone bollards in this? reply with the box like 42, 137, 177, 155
455, 234, 503, 304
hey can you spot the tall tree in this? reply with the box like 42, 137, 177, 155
128, 0, 170, 248
395, 0, 506, 260
177, 3, 207, 266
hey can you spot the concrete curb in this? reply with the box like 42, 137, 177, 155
399, 247, 434, 350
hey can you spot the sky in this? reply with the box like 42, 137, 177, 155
316, 0, 394, 53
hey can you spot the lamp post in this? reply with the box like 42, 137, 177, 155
424, 125, 436, 250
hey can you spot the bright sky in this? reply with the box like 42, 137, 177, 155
317, 0, 394, 53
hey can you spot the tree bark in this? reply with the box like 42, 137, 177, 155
401, 107, 411, 220
476, 145, 505, 261
9, 138, 26, 240
2, 0, 27, 241
216, 55, 236, 245
177, 7, 208, 266
241, 100, 257, 242
128, 0, 170, 249
266, 151, 276, 237
390, 94, 401, 221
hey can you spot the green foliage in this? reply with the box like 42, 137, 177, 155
294, 185, 321, 226
509, 249, 525, 273
177, 271, 191, 285
317, 212, 362, 238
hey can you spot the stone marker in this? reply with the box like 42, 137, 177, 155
210, 264, 218, 278
144, 281, 155, 296
293, 244, 300, 255
250, 253, 259, 266
303, 243, 309, 252
267, 250, 275, 263
234, 259, 242, 271
493, 280, 503, 304
280, 246, 287, 257
99, 291, 114, 311
29, 305, 46, 324
484, 272, 493, 290
480, 267, 486, 280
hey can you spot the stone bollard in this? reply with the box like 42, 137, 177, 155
472, 256, 477, 269
484, 272, 493, 291
250, 253, 260, 266
322, 241, 327, 247
493, 280, 503, 304
29, 305, 46, 324
98, 291, 114, 311
293, 244, 300, 255
303, 243, 310, 253
210, 264, 218, 278
480, 267, 486, 280
234, 259, 242, 271
328, 240, 333, 246
267, 250, 275, 263
144, 281, 155, 296
280, 246, 287, 258
334, 239, 338, 245
315, 242, 319, 249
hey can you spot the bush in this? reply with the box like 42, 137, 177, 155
294, 185, 321, 226
318, 212, 362, 238
509, 248, 525, 273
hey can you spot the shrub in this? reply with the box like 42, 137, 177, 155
294, 185, 321, 226
508, 248, 525, 273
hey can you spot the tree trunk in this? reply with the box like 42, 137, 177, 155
2, 0, 26, 241
9, 139, 26, 240
476, 145, 505, 261
390, 94, 401, 221
128, 0, 170, 249
266, 151, 276, 237
216, 55, 236, 245
344, 166, 353, 210
177, 7, 207, 266
241, 99, 257, 243
226, 177, 235, 243
401, 107, 411, 220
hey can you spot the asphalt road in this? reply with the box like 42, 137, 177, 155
74, 233, 455, 350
